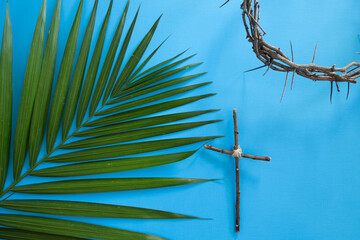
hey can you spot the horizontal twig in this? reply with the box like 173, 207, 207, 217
204, 145, 233, 155
204, 144, 271, 161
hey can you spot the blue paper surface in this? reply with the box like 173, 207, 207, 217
1, 0, 360, 239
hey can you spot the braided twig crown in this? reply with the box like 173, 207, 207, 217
240, 0, 360, 100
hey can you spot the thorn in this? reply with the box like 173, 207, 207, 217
244, 65, 266, 73
347, 82, 350, 100
291, 70, 296, 90
220, 0, 230, 8
330, 81, 333, 103
335, 82, 340, 92
312, 42, 318, 64
289, 41, 296, 90
263, 59, 273, 76
281, 72, 290, 102
330, 64, 336, 72
348, 66, 360, 73
290, 41, 294, 62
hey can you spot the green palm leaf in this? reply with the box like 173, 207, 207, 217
102, 6, 140, 104
46, 0, 84, 152
76, 0, 113, 127
0, 227, 85, 240
0, 214, 167, 240
100, 82, 211, 116
127, 37, 168, 85
30, 151, 197, 177
12, 178, 212, 194
107, 72, 206, 107
12, 0, 46, 181
0, 1, 221, 239
74, 110, 218, 137
91, 94, 216, 126
62, 0, 99, 139
129, 49, 188, 84
111, 16, 162, 96
28, 0, 61, 168
60, 120, 220, 149
0, 3, 12, 191
46, 136, 221, 163
89, 1, 129, 115
109, 54, 199, 102
0, 199, 200, 219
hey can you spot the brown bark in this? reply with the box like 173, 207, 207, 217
204, 109, 271, 233
204, 145, 270, 161
233, 109, 240, 233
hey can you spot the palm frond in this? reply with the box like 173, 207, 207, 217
0, 0, 220, 239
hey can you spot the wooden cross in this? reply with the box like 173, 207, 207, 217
204, 109, 271, 233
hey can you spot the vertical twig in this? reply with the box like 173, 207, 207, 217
233, 109, 240, 233
233, 109, 239, 147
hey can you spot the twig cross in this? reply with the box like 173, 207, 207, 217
204, 109, 271, 233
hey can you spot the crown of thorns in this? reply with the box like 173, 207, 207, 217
224, 0, 360, 101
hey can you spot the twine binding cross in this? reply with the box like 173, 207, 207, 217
232, 146, 242, 158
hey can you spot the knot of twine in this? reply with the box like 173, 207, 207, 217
232, 146, 242, 158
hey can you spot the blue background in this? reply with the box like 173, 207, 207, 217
1, 0, 360, 239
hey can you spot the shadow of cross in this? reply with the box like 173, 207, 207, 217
204, 109, 271, 233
